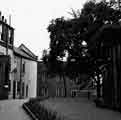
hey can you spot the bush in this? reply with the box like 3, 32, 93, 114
23, 98, 63, 120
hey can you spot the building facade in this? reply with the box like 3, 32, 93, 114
0, 12, 37, 99
13, 44, 38, 99
37, 62, 90, 98
0, 12, 14, 99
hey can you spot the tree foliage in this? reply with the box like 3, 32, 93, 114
45, 0, 121, 77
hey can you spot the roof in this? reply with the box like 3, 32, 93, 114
19, 44, 37, 59
14, 44, 38, 61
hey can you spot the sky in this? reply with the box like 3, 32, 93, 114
0, 0, 88, 58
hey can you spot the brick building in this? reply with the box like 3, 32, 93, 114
37, 61, 89, 98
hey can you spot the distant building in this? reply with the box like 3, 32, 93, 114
37, 61, 66, 97
37, 62, 89, 98
0, 12, 37, 99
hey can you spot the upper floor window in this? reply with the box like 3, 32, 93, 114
0, 23, 14, 45
0, 24, 2, 40
22, 62, 25, 73
42, 72, 47, 82
9, 29, 14, 45
8, 29, 11, 44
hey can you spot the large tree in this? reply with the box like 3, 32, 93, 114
44, 0, 121, 95
47, 1, 121, 67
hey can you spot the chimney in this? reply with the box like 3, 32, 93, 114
9, 15, 11, 26
0, 12, 1, 21
2, 16, 4, 22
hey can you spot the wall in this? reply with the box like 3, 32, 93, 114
14, 56, 37, 98
0, 45, 14, 99
22, 58, 37, 98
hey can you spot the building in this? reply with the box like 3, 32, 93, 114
13, 44, 38, 99
0, 12, 15, 99
0, 12, 37, 99
37, 61, 66, 97
37, 61, 90, 98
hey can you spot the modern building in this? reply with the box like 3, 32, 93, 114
0, 12, 37, 99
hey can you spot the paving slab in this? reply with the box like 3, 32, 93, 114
0, 99, 31, 120
40, 97, 121, 120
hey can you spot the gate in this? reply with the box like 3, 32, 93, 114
0, 55, 9, 99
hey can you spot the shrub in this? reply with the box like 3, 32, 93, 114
23, 98, 63, 120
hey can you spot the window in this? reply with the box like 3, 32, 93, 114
41, 87, 48, 97
22, 62, 25, 73
56, 87, 64, 97
9, 29, 14, 45
26, 85, 28, 97
61, 88, 64, 97
42, 72, 47, 82
8, 80, 11, 91
17, 81, 20, 93
0, 24, 2, 40
56, 75, 63, 82
56, 75, 60, 82
8, 29, 11, 44
22, 82, 25, 97
56, 88, 59, 97
71, 90, 77, 97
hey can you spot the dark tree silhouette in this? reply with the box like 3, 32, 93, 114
43, 0, 121, 97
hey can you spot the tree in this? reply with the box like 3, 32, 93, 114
44, 0, 121, 92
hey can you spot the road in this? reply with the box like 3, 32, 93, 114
0, 99, 31, 120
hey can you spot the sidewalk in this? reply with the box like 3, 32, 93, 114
0, 99, 31, 120
40, 97, 121, 120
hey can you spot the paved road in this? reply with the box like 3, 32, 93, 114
0, 99, 31, 120
40, 97, 121, 120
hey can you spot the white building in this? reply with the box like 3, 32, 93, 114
0, 12, 37, 99
13, 44, 37, 98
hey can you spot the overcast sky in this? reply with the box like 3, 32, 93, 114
0, 0, 88, 58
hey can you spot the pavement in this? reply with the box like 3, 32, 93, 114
0, 99, 31, 120
40, 97, 121, 120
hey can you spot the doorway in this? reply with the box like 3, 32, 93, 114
0, 55, 9, 99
